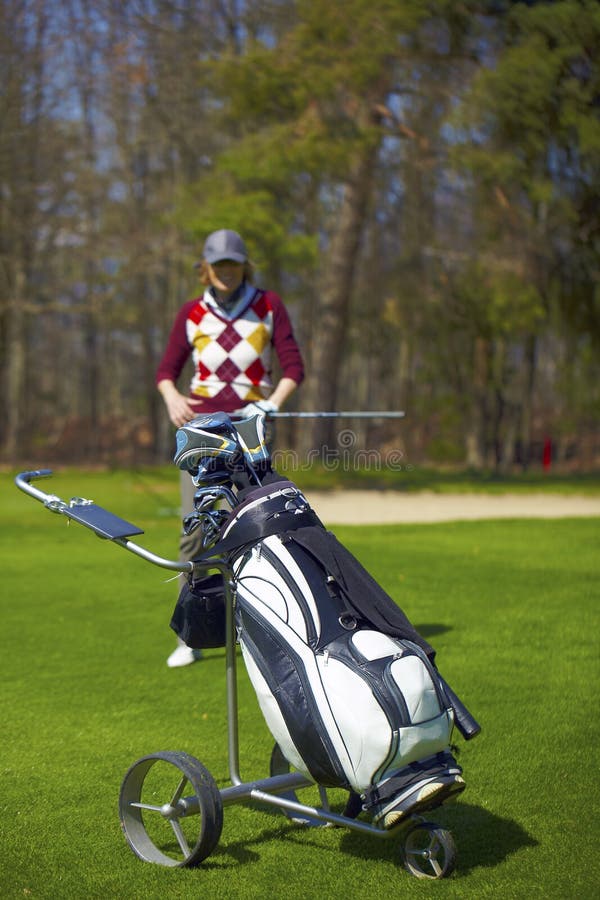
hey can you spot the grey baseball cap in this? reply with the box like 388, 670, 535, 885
202, 229, 248, 264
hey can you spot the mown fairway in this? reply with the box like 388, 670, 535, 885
2, 469, 599, 899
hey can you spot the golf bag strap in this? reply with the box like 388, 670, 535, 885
193, 506, 322, 564
286, 526, 437, 660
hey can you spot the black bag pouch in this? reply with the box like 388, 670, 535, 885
169, 573, 226, 649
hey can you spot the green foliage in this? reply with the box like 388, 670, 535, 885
452, 0, 600, 225
440, 0, 600, 456
449, 261, 546, 337
179, 184, 319, 278
2, 1, 598, 469
177, 0, 447, 282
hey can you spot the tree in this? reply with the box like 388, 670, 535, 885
179, 0, 485, 450
1, 0, 597, 470
447, 0, 600, 466
0, 0, 80, 459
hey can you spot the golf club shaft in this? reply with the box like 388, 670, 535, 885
269, 411, 405, 419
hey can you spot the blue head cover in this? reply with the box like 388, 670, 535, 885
174, 412, 240, 472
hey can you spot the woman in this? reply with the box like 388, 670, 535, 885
156, 228, 304, 666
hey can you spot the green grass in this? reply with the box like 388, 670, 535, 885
6, 461, 600, 497
2, 469, 599, 898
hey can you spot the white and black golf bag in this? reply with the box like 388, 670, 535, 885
170, 412, 479, 818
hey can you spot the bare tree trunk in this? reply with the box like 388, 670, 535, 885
519, 335, 537, 470
302, 139, 380, 452
0, 2, 48, 459
4, 268, 27, 460
499, 411, 517, 473
465, 335, 488, 468
396, 335, 413, 459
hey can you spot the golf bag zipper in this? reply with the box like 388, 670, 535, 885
325, 640, 406, 782
402, 640, 451, 713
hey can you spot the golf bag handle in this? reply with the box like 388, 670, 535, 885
439, 676, 481, 740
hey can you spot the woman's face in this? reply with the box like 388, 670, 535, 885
208, 259, 244, 296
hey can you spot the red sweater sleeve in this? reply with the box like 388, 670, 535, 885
268, 292, 305, 385
155, 299, 196, 386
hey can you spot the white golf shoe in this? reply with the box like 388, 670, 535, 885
166, 644, 203, 668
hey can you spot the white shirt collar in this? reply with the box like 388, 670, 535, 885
203, 282, 257, 320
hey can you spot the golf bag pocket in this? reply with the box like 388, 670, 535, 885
170, 573, 226, 649
234, 537, 454, 795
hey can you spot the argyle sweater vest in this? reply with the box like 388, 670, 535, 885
156, 284, 304, 414
187, 288, 275, 409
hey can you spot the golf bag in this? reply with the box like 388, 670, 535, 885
170, 412, 477, 816
220, 481, 457, 802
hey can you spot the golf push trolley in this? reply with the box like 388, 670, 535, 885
15, 412, 477, 881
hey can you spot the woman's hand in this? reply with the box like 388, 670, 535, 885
158, 380, 197, 427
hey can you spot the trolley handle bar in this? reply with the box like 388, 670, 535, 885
14, 469, 226, 576
15, 469, 58, 505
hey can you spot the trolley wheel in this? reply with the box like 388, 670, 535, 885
119, 751, 223, 867
402, 820, 457, 879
